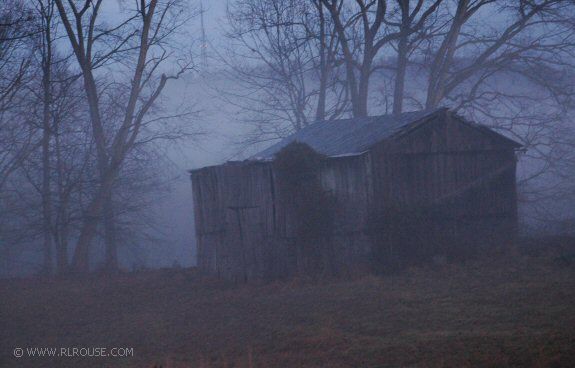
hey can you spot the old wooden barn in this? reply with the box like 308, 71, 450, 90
190, 108, 521, 281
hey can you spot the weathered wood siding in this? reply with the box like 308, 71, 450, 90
192, 154, 375, 280
369, 111, 518, 255
319, 154, 374, 272
192, 162, 277, 281
192, 110, 520, 280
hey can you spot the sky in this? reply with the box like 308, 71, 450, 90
104, 0, 228, 53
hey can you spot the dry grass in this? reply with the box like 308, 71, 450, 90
1, 246, 575, 368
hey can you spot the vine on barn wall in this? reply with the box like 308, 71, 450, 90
273, 142, 336, 275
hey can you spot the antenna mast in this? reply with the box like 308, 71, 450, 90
200, 1, 208, 69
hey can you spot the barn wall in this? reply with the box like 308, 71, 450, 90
318, 154, 374, 273
191, 162, 277, 281
369, 112, 518, 258
192, 154, 376, 280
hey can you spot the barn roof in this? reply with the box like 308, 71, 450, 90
250, 108, 521, 160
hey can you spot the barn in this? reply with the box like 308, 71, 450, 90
190, 108, 522, 281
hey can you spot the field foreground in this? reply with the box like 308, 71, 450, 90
1, 247, 575, 367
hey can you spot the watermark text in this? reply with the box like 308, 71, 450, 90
13, 347, 134, 359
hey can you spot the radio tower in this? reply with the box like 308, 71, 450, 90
200, 1, 208, 70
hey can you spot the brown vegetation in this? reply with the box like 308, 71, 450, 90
1, 241, 575, 368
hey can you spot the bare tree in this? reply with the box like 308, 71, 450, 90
54, 0, 194, 273
221, 0, 348, 149
422, 0, 575, 110
0, 1, 37, 273
50, 73, 92, 274
390, 0, 443, 114
32, 0, 57, 274
0, 0, 36, 190
319, 0, 406, 117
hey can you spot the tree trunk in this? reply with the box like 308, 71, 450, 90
71, 174, 114, 273
55, 232, 68, 274
323, 0, 361, 118
53, 118, 69, 274
356, 59, 372, 118
41, 10, 53, 276
315, 2, 327, 121
41, 88, 53, 276
393, 41, 408, 115
103, 191, 118, 272
69, 72, 110, 274
425, 0, 468, 109
71, 211, 98, 273
393, 2, 410, 115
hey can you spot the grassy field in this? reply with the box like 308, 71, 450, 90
1, 245, 575, 368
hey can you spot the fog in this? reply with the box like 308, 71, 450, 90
2, 1, 575, 367
141, 68, 575, 271
1, 0, 573, 277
